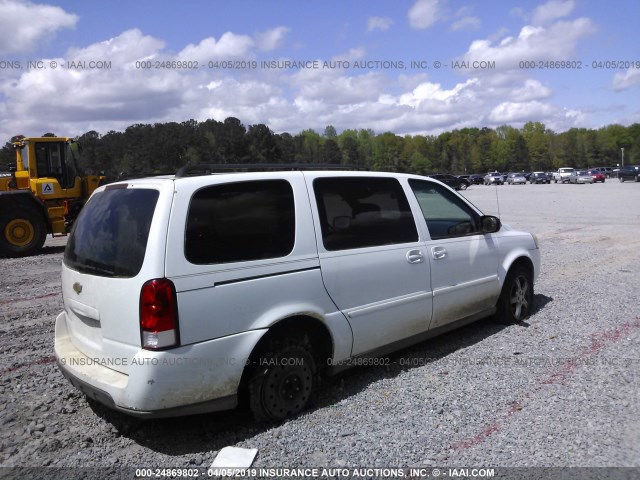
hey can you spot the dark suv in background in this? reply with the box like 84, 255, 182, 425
428, 174, 470, 190
529, 172, 551, 184
618, 165, 640, 182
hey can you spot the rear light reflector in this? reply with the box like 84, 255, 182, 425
140, 278, 179, 350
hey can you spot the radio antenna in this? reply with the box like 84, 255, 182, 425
494, 183, 501, 219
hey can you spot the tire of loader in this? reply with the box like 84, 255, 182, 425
0, 206, 48, 257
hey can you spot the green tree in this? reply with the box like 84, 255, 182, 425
246, 124, 280, 163
338, 129, 361, 165
323, 125, 337, 139
522, 122, 550, 171
322, 139, 342, 164
372, 132, 404, 171
296, 129, 323, 163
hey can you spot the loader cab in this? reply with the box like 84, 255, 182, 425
12, 135, 83, 197
33, 140, 79, 189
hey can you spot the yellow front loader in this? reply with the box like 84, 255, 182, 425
0, 135, 104, 257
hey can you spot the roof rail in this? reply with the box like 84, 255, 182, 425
114, 171, 176, 181
174, 163, 364, 178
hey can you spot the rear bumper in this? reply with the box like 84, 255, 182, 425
55, 311, 267, 417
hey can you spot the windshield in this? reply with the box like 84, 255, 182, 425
64, 188, 159, 277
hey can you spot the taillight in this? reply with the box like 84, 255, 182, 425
140, 278, 179, 350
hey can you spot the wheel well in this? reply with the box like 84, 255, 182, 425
251, 316, 333, 367
506, 256, 534, 279
238, 315, 333, 402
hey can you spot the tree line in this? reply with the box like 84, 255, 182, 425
1, 118, 638, 177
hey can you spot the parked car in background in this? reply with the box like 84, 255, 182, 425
468, 174, 485, 185
618, 165, 640, 182
553, 168, 575, 183
429, 174, 470, 190
569, 171, 594, 184
484, 172, 504, 185
587, 169, 606, 183
529, 172, 551, 184
522, 172, 532, 181
506, 173, 527, 185
589, 167, 614, 178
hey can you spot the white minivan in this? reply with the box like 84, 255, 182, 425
55, 168, 540, 421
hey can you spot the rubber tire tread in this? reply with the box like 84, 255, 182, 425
247, 337, 317, 422
0, 205, 47, 257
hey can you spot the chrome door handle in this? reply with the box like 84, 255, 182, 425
431, 246, 447, 260
406, 249, 424, 264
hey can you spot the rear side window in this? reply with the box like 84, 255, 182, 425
185, 180, 295, 264
314, 177, 418, 251
64, 188, 159, 277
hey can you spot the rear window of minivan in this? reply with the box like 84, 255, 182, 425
64, 188, 159, 277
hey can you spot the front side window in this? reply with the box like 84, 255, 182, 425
409, 179, 481, 239
314, 177, 418, 251
185, 180, 295, 264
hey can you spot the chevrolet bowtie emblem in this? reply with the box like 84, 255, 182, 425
72, 282, 83, 295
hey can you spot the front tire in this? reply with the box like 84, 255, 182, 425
495, 266, 533, 324
459, 183, 468, 190
247, 337, 317, 422
0, 208, 47, 257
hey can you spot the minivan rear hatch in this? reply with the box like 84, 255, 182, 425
61, 181, 173, 374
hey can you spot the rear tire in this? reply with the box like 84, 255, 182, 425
495, 266, 533, 324
0, 207, 47, 257
247, 337, 317, 422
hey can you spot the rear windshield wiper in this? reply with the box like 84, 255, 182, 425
72, 259, 117, 276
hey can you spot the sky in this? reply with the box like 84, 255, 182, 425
0, 0, 638, 141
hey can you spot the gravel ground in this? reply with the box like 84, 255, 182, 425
1, 181, 639, 475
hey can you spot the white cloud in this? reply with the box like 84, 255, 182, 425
450, 16, 481, 32
178, 32, 254, 62
0, 0, 78, 54
613, 68, 640, 91
399, 78, 479, 106
532, 0, 575, 25
291, 69, 387, 106
0, 29, 183, 137
489, 100, 554, 123
408, 0, 441, 30
367, 16, 393, 32
333, 47, 366, 62
67, 29, 165, 63
463, 18, 596, 71
0, 14, 626, 143
511, 79, 552, 102
255, 26, 290, 51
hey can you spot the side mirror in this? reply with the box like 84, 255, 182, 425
481, 215, 501, 234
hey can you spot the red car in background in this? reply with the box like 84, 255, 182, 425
587, 169, 606, 183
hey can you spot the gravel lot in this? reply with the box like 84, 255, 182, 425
1, 181, 639, 474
